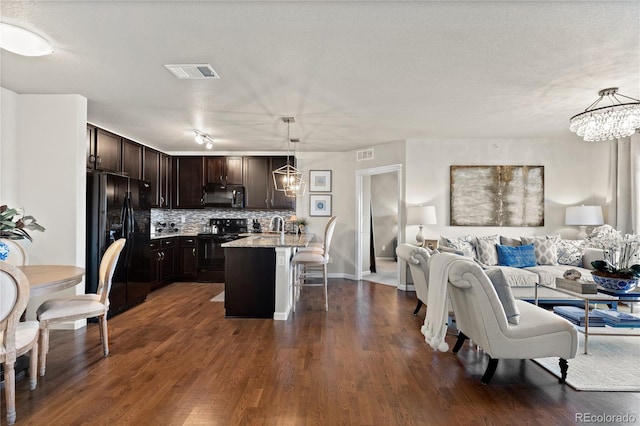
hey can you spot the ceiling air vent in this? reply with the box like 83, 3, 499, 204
164, 64, 220, 80
356, 148, 374, 161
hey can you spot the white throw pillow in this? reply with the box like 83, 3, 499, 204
442, 235, 477, 259
556, 239, 584, 267
474, 235, 499, 266
520, 235, 559, 265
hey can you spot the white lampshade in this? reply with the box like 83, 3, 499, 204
565, 206, 604, 226
407, 205, 437, 226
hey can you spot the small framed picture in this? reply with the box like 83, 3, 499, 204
310, 194, 332, 217
309, 170, 332, 192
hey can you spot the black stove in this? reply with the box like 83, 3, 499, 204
196, 218, 248, 282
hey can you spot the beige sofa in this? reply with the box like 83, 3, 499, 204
437, 235, 603, 300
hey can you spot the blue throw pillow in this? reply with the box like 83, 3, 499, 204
496, 243, 536, 268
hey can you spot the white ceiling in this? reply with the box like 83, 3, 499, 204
1, 1, 638, 153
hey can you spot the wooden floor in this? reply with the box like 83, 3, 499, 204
4, 279, 639, 425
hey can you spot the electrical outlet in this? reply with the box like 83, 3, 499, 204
382, 245, 386, 251
181, 216, 186, 223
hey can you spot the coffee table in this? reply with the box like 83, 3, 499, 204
535, 283, 640, 354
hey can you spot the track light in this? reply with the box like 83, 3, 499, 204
194, 130, 214, 149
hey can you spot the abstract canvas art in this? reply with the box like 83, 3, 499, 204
450, 165, 544, 226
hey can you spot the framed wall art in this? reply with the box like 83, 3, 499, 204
310, 194, 332, 217
450, 165, 544, 227
309, 170, 332, 192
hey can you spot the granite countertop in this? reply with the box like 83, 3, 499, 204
222, 233, 313, 248
150, 231, 197, 240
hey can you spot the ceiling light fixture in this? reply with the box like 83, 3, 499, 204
0, 23, 53, 56
194, 130, 214, 149
569, 88, 640, 142
272, 117, 306, 198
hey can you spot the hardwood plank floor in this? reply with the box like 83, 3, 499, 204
4, 279, 639, 425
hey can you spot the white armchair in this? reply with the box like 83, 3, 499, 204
395, 244, 431, 316
445, 256, 578, 385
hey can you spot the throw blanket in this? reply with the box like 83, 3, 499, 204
422, 252, 468, 352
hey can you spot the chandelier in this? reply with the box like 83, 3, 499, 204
272, 117, 306, 198
569, 88, 640, 142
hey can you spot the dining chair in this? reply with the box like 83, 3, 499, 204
36, 238, 126, 377
0, 238, 28, 266
297, 216, 337, 253
291, 217, 337, 312
0, 261, 39, 425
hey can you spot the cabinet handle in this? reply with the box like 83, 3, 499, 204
89, 154, 96, 163
160, 196, 165, 206
160, 251, 165, 261
192, 248, 196, 256
97, 156, 102, 164
157, 252, 162, 261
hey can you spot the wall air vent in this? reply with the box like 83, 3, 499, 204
164, 64, 220, 79
356, 148, 374, 161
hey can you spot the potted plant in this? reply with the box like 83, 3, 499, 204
587, 225, 640, 292
0, 205, 45, 262
296, 217, 309, 234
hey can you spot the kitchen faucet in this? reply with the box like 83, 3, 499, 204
269, 215, 286, 238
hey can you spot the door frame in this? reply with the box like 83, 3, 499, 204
355, 164, 403, 286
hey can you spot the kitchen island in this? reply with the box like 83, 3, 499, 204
222, 233, 312, 320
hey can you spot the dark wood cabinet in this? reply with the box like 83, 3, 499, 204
150, 238, 176, 290
205, 156, 243, 185
243, 156, 296, 210
243, 156, 270, 209
172, 157, 204, 208
159, 154, 171, 208
143, 148, 160, 207
86, 125, 96, 168
94, 128, 122, 172
178, 236, 197, 280
122, 139, 142, 179
225, 247, 276, 318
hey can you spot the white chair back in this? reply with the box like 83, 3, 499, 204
96, 239, 126, 305
396, 244, 431, 305
322, 217, 337, 259
0, 239, 27, 266
0, 261, 30, 356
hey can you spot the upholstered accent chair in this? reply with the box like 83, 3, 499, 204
446, 257, 578, 384
0, 238, 28, 266
36, 238, 126, 377
395, 244, 431, 316
0, 261, 39, 425
291, 217, 337, 312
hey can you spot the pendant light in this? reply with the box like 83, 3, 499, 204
272, 117, 306, 197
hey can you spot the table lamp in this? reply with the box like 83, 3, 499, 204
407, 205, 437, 245
565, 205, 604, 239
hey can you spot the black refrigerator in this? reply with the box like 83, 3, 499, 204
86, 171, 151, 317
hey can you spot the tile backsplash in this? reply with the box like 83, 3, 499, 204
151, 208, 297, 234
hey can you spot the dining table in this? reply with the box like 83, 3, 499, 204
18, 264, 86, 297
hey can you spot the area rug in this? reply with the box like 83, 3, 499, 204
533, 335, 640, 391
210, 291, 224, 302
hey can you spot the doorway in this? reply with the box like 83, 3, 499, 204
355, 164, 402, 287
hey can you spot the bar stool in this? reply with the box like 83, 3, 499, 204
291, 217, 337, 311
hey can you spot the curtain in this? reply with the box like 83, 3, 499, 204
607, 132, 640, 234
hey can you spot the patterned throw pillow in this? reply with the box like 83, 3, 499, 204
443, 235, 477, 259
496, 244, 537, 268
556, 239, 584, 266
474, 235, 499, 266
520, 235, 559, 265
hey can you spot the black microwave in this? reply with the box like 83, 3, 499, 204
202, 184, 244, 208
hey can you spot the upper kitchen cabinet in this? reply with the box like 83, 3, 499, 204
87, 128, 122, 173
243, 156, 296, 210
122, 139, 143, 180
172, 156, 204, 208
144, 148, 171, 208
205, 156, 243, 185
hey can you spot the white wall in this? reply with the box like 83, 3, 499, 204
405, 137, 610, 241
1, 88, 87, 322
